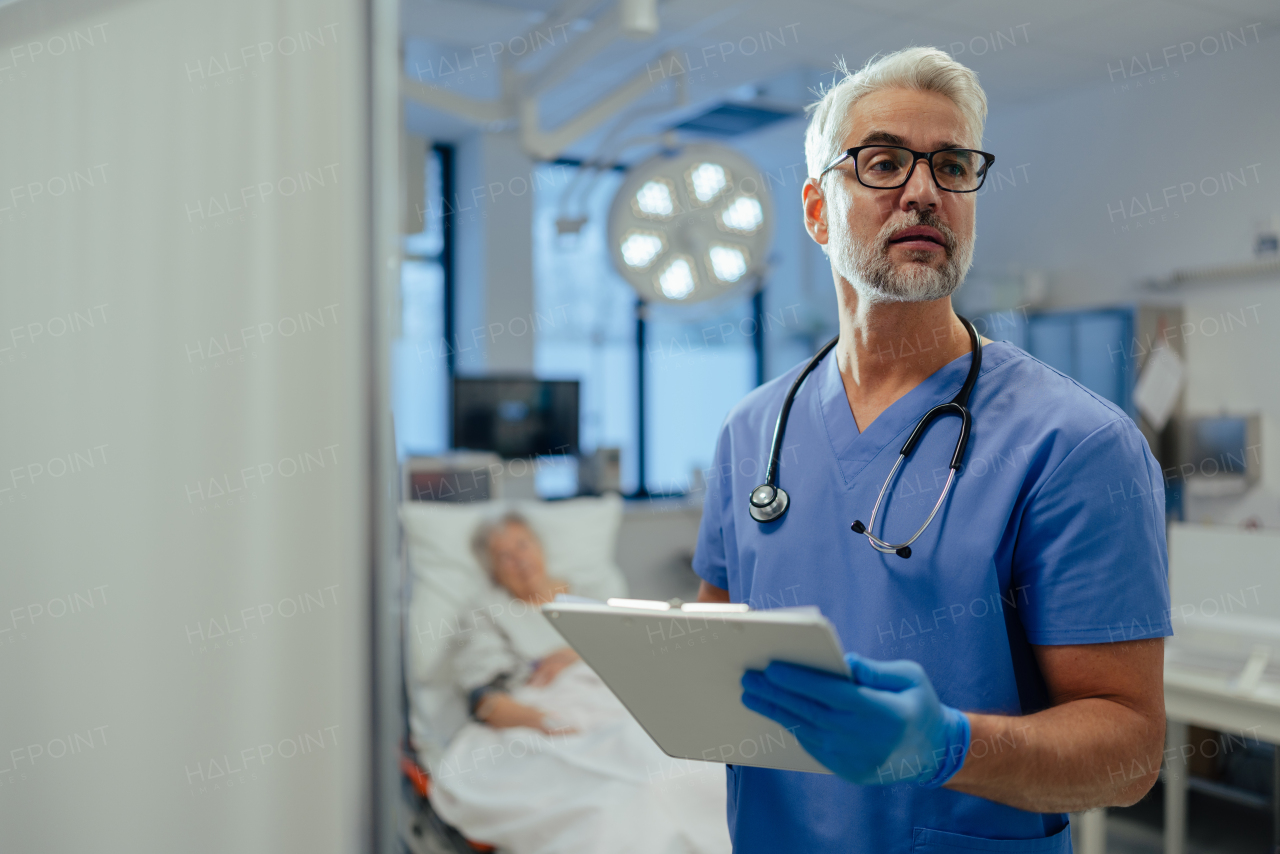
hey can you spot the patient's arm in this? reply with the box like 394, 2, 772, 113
477, 692, 574, 734
527, 647, 580, 686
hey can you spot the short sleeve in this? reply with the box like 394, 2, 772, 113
452, 599, 522, 695
692, 431, 731, 592
1013, 417, 1172, 645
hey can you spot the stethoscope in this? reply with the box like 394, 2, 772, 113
747, 315, 982, 559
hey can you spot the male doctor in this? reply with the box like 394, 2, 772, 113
694, 48, 1171, 852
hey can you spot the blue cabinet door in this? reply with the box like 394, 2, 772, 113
998, 308, 1136, 417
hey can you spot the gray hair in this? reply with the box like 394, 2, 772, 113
470, 511, 537, 577
804, 48, 988, 184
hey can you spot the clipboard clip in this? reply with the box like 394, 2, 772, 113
605, 597, 751, 613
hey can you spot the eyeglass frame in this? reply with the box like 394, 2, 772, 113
819, 145, 997, 193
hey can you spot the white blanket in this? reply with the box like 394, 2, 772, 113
428, 662, 732, 854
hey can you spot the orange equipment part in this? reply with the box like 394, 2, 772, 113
400, 753, 496, 853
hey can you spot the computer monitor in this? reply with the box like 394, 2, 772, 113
451, 376, 579, 459
1182, 414, 1260, 481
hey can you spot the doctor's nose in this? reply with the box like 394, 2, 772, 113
898, 158, 941, 212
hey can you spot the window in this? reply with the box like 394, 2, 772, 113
394, 145, 451, 458
643, 298, 758, 494
532, 165, 640, 491
532, 163, 764, 495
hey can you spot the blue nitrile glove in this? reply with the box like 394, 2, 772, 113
741, 651, 970, 787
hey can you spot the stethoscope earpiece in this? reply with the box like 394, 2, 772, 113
850, 520, 910, 558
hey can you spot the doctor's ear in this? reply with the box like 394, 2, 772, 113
802, 177, 829, 249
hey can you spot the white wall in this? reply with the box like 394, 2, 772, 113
0, 1, 372, 851
970, 35, 1280, 522
974, 30, 1280, 308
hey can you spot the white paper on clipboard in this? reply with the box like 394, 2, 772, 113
541, 597, 849, 774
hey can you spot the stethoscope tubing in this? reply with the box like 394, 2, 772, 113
749, 315, 982, 558
760, 334, 840, 489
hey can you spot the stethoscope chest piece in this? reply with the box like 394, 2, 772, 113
748, 483, 789, 523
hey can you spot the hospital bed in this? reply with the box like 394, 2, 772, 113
398, 482, 631, 852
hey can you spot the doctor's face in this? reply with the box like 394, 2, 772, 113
811, 88, 977, 304
487, 521, 548, 600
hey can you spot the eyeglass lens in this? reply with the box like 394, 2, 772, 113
856, 147, 987, 191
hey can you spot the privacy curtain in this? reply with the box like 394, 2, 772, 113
0, 0, 372, 850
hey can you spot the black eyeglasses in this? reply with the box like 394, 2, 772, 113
820, 146, 996, 193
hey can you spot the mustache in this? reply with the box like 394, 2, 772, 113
878, 212, 957, 253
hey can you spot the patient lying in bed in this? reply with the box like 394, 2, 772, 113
427, 512, 730, 854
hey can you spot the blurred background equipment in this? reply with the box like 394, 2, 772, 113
1180, 414, 1262, 495
578, 446, 623, 495
402, 452, 504, 503
451, 376, 580, 459
607, 143, 774, 306
1163, 523, 1280, 854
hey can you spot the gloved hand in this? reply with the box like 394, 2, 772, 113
741, 651, 970, 787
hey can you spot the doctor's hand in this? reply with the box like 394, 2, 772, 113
741, 652, 970, 787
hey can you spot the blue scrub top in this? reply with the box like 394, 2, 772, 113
693, 340, 1172, 854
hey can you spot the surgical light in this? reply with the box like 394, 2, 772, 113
657, 257, 696, 300
634, 179, 675, 218
688, 162, 727, 203
620, 231, 665, 268
607, 143, 773, 305
720, 195, 764, 233
709, 245, 748, 282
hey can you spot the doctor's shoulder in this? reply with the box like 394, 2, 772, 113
719, 358, 810, 438
994, 347, 1150, 468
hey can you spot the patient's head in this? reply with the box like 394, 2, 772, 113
472, 512, 548, 600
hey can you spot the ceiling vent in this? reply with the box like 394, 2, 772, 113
674, 102, 797, 137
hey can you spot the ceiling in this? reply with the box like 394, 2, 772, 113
402, 0, 1280, 156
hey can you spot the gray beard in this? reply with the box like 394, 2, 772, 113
832, 213, 974, 305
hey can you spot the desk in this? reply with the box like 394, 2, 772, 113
1156, 524, 1280, 854
1070, 663, 1280, 854
1162, 666, 1280, 854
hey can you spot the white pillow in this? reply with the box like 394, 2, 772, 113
517, 494, 627, 599
400, 495, 627, 673
400, 494, 628, 762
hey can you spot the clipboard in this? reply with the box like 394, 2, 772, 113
542, 597, 849, 774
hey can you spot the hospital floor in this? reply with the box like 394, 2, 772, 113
399, 775, 1273, 853
1104, 782, 1272, 853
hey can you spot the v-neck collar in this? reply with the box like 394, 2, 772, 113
815, 341, 1011, 482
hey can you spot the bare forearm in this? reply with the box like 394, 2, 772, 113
945, 699, 1164, 812
697, 580, 730, 603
